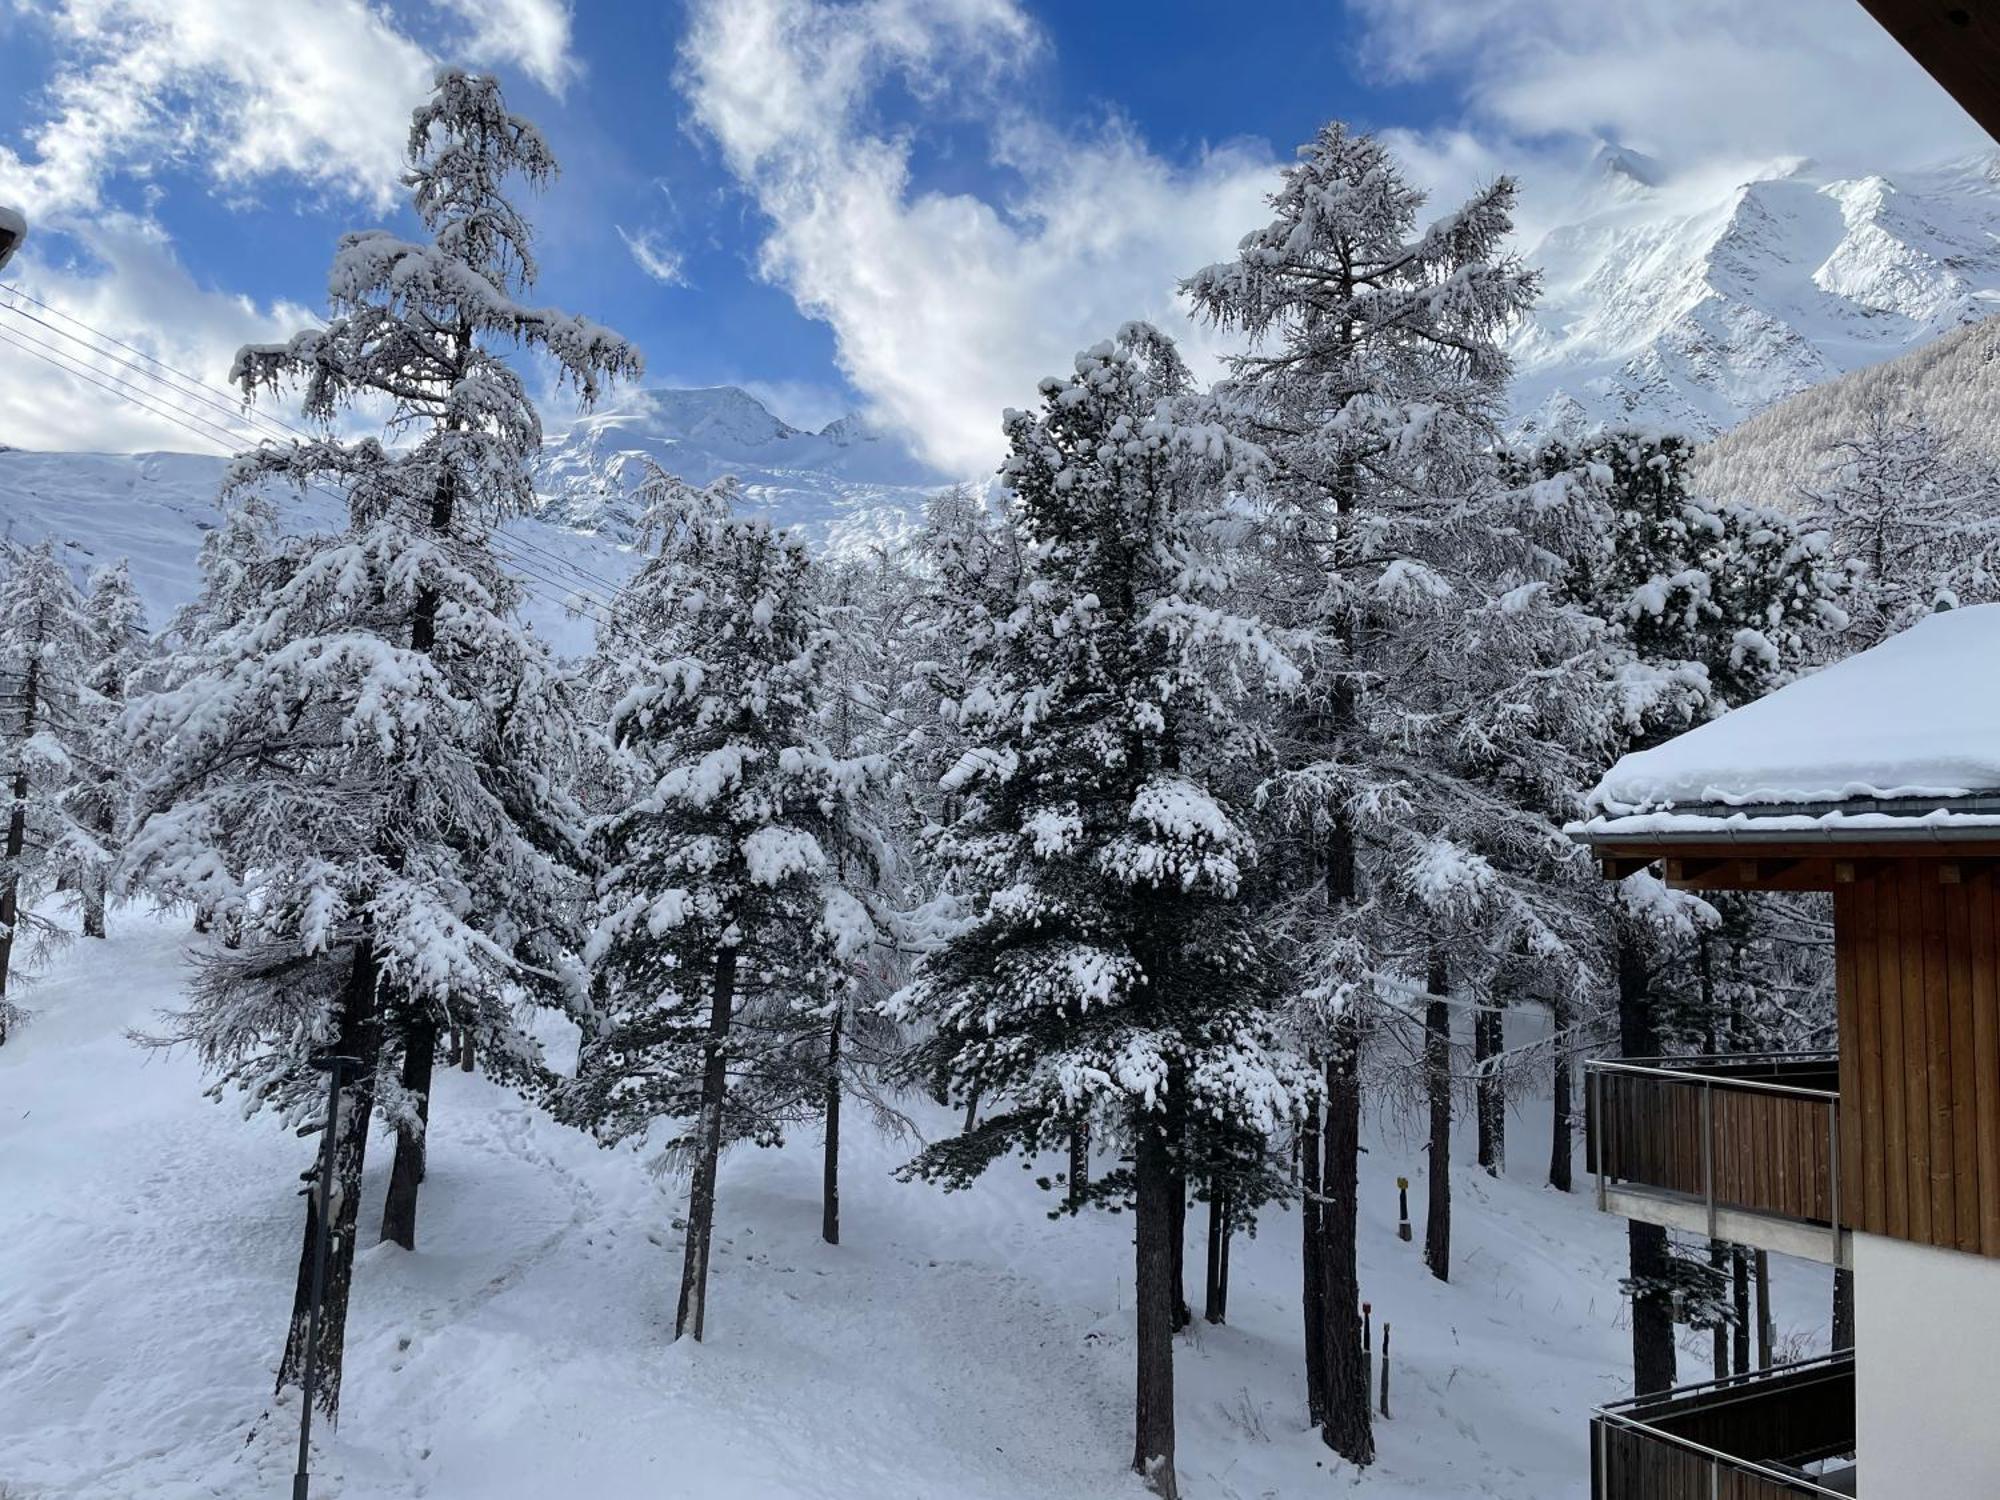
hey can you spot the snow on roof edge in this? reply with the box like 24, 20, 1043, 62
1584, 605, 2000, 824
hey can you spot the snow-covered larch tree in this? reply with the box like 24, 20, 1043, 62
1801, 407, 2000, 651
0, 541, 97, 1027
564, 459, 882, 1342
122, 70, 637, 1421
1506, 427, 1844, 1392
1182, 120, 1537, 1462
74, 560, 148, 940
893, 326, 1311, 1500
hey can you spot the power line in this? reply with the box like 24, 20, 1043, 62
0, 300, 633, 612
0, 284, 638, 603
0, 289, 920, 739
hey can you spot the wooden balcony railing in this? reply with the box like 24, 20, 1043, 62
1591, 1352, 1856, 1498
1585, 1053, 1843, 1260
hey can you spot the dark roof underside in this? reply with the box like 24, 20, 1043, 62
1857, 0, 2000, 141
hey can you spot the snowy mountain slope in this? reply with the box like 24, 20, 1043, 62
0, 902, 1837, 1499
1510, 149, 2000, 437
1690, 310, 2000, 510
534, 384, 950, 555
0, 445, 635, 657
10, 150, 2000, 621
0, 386, 952, 653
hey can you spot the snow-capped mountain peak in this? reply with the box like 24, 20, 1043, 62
533, 384, 948, 554
1510, 149, 2000, 437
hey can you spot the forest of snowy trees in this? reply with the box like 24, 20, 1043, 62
6, 73, 2000, 1499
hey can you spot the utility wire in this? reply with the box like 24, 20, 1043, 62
0, 284, 637, 603
0, 321, 634, 633
0, 292, 921, 739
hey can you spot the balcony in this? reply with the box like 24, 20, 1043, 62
1584, 1053, 1848, 1267
1591, 1352, 1856, 1498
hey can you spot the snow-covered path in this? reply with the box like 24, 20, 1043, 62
0, 910, 1834, 1498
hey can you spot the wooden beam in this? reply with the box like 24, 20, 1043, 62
1600, 855, 1656, 880
1664, 857, 1726, 885
1855, 0, 2000, 143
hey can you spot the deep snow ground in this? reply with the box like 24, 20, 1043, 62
0, 909, 1834, 1499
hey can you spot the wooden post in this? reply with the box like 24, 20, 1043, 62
1378, 1322, 1391, 1419
1396, 1177, 1411, 1242
1362, 1300, 1372, 1408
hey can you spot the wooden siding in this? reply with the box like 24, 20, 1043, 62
1836, 864, 2000, 1257
1587, 1062, 1838, 1228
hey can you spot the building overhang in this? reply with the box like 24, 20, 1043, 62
1571, 795, 2000, 887
1856, 0, 2000, 142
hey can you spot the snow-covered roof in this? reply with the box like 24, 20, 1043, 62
1578, 604, 2000, 840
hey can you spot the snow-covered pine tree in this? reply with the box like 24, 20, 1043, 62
892, 485, 1028, 1133
1182, 120, 1537, 1461
565, 459, 881, 1342
1801, 407, 2000, 651
123, 70, 637, 1420
74, 560, 148, 939
1505, 427, 1844, 1393
893, 326, 1310, 1500
0, 541, 97, 1028
803, 550, 917, 1246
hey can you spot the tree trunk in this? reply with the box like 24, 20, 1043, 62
1132, 1116, 1179, 1498
1208, 1200, 1224, 1328
1319, 1023, 1374, 1465
1300, 1089, 1328, 1427
277, 943, 382, 1422
0, 652, 39, 1010
1203, 1189, 1231, 1325
1753, 1250, 1773, 1369
1832, 1267, 1854, 1351
380, 1017, 438, 1249
1474, 996, 1504, 1176
81, 794, 114, 941
822, 1012, 841, 1247
1548, 992, 1572, 1192
1068, 1122, 1089, 1208
1168, 1092, 1190, 1333
1710, 1239, 1730, 1377
1618, 916, 1677, 1394
375, 461, 457, 1246
962, 1089, 980, 1133
1423, 959, 1451, 1283
0, 777, 24, 1021
1731, 1245, 1751, 1376
675, 945, 737, 1342
459, 1029, 475, 1072
81, 872, 106, 940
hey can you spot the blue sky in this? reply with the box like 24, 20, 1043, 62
0, 0, 1981, 471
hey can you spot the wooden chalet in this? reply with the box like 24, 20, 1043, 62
1571, 604, 2000, 1499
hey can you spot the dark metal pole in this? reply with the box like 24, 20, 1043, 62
295, 1053, 344, 1500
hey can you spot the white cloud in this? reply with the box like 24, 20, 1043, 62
616, 225, 687, 286
0, 0, 587, 457
0, 217, 319, 453
0, 0, 436, 219
679, 0, 1282, 477
436, 0, 581, 97
1350, 0, 1988, 178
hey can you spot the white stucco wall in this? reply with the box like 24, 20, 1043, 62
1854, 1230, 2000, 1497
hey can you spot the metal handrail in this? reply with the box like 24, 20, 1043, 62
1593, 1353, 1858, 1500
1607, 1050, 1837, 1068
1595, 1350, 1853, 1415
1585, 1057, 1838, 1103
